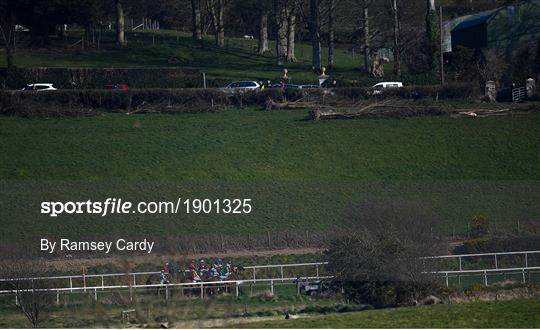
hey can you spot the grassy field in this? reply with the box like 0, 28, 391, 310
1, 291, 539, 328
0, 291, 344, 328
1, 109, 538, 181
0, 30, 409, 85
239, 298, 540, 328
0, 108, 539, 246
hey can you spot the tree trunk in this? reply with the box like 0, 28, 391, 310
258, 12, 269, 54
0, 3, 15, 68
5, 46, 13, 68
278, 7, 288, 58
391, 0, 401, 77
425, 0, 438, 71
286, 14, 296, 62
327, 0, 335, 70
217, 0, 225, 47
273, 0, 283, 65
191, 0, 202, 40
363, 1, 370, 72
309, 0, 321, 71
115, 0, 125, 46
428, 0, 435, 11
207, 0, 219, 46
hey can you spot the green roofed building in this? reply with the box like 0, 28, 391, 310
451, 0, 540, 50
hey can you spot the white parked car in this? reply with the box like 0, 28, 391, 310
22, 83, 57, 91
222, 81, 260, 92
371, 81, 403, 95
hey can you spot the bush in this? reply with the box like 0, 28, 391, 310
325, 201, 446, 307
471, 215, 490, 238
0, 83, 480, 117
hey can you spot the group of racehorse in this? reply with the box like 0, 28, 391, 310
146, 259, 242, 297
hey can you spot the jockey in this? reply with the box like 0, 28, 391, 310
220, 263, 231, 280
160, 270, 169, 284
210, 267, 219, 278
191, 270, 202, 283
188, 259, 197, 272
213, 259, 222, 273
198, 259, 209, 280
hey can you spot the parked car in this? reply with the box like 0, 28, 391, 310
371, 81, 403, 95
105, 83, 128, 91
294, 277, 330, 296
269, 83, 300, 89
21, 83, 57, 91
298, 84, 321, 89
222, 81, 260, 92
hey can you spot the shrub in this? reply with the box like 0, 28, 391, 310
0, 83, 480, 117
471, 215, 490, 239
325, 201, 446, 307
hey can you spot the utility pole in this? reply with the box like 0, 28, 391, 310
439, 5, 445, 85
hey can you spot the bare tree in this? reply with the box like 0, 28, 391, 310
327, 0, 336, 70
258, 10, 269, 54
115, 0, 126, 46
477, 49, 509, 84
0, 260, 51, 327
0, 0, 16, 68
326, 200, 445, 306
277, 4, 288, 59
389, 0, 401, 76
309, 0, 321, 71
191, 0, 202, 40
207, 0, 225, 47
286, 1, 297, 62
273, 0, 283, 65
358, 0, 372, 72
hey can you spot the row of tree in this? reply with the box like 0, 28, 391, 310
0, 0, 523, 75
201, 0, 441, 75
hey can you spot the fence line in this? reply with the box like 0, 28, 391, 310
0, 275, 334, 303
433, 266, 540, 287
1, 251, 539, 292
421, 250, 539, 272
0, 262, 329, 292
422, 250, 540, 259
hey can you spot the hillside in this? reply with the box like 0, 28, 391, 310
0, 30, 421, 86
0, 109, 538, 247
239, 299, 540, 328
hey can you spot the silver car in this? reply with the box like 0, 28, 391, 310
22, 83, 57, 91
222, 81, 260, 93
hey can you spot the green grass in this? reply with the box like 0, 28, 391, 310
0, 30, 405, 85
0, 291, 340, 328
238, 298, 540, 328
0, 109, 539, 244
1, 109, 538, 181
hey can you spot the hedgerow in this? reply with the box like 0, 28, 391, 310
0, 83, 478, 117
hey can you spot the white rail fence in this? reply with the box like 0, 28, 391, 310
421, 250, 540, 271
0, 262, 329, 293
421, 250, 540, 287
2, 251, 539, 294
2, 276, 334, 305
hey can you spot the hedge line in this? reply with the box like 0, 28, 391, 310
0, 67, 451, 90
0, 83, 478, 116
0, 67, 227, 89
453, 236, 540, 255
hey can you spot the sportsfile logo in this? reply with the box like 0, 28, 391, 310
41, 198, 138, 217
41, 198, 253, 217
